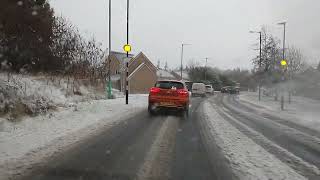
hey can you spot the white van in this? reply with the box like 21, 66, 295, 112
192, 83, 206, 97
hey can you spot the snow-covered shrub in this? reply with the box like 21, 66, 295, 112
0, 75, 61, 118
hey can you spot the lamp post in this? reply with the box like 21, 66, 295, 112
107, 0, 112, 99
278, 21, 286, 110
249, 30, 262, 101
180, 43, 191, 80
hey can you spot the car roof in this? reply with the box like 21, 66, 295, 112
157, 80, 185, 84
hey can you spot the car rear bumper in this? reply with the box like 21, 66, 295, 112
148, 98, 189, 109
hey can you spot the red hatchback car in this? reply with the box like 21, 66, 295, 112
148, 80, 190, 115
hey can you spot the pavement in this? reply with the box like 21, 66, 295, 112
9, 93, 320, 180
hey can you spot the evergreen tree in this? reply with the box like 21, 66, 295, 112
0, 0, 55, 72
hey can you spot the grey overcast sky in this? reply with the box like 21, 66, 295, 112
50, 0, 320, 70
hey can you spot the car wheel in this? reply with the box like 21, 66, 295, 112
148, 105, 156, 116
182, 105, 189, 118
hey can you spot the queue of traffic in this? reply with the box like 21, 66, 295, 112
148, 80, 240, 116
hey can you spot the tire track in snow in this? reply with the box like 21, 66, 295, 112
219, 95, 320, 169
209, 98, 320, 179
136, 116, 179, 180
202, 100, 306, 180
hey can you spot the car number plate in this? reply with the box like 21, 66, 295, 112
160, 102, 174, 106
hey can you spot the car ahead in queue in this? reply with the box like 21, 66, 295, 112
205, 85, 214, 95
184, 81, 193, 92
148, 80, 189, 115
191, 83, 206, 97
221, 86, 230, 93
221, 86, 239, 94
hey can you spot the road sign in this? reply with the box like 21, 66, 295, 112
123, 44, 131, 53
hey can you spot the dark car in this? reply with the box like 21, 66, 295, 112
184, 81, 193, 92
228, 86, 238, 94
221, 86, 231, 93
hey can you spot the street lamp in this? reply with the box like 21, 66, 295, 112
249, 30, 262, 101
278, 21, 287, 110
180, 43, 191, 80
107, 0, 112, 99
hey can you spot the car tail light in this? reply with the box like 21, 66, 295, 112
177, 89, 188, 97
150, 87, 161, 94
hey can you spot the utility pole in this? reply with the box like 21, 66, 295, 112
259, 31, 262, 101
205, 57, 208, 81
125, 0, 129, 105
249, 30, 262, 101
107, 0, 112, 99
204, 57, 209, 81
180, 43, 191, 80
278, 22, 286, 110
180, 44, 184, 80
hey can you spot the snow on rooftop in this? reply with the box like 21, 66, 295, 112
174, 70, 189, 80
157, 69, 175, 79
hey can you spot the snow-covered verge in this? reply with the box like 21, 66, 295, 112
0, 94, 148, 179
0, 73, 106, 120
239, 92, 320, 132
202, 101, 306, 180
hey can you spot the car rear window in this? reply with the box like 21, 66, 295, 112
205, 85, 211, 88
155, 81, 184, 89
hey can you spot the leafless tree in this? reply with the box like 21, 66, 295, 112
287, 46, 306, 75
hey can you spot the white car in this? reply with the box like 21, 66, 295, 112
192, 83, 206, 97
205, 85, 214, 95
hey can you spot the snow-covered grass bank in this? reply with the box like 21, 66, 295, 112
0, 94, 148, 179
0, 73, 106, 120
239, 92, 320, 132
202, 101, 306, 180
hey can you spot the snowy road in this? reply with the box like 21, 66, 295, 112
207, 93, 320, 179
7, 93, 320, 180
16, 97, 223, 180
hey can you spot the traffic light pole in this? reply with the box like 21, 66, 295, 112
125, 0, 129, 104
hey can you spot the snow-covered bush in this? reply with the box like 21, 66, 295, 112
0, 74, 63, 119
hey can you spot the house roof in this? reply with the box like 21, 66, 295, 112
129, 52, 157, 70
111, 51, 134, 62
128, 62, 146, 79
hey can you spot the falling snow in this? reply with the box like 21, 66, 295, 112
17, 1, 23, 6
